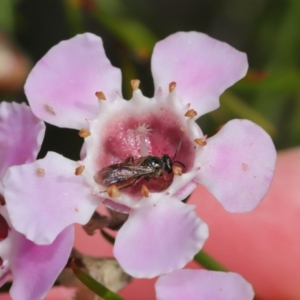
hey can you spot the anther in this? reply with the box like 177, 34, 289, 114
169, 81, 176, 93
131, 79, 140, 90
75, 166, 85, 175
78, 129, 91, 138
36, 168, 45, 177
172, 165, 183, 176
194, 137, 207, 146
141, 185, 149, 197
107, 185, 121, 198
185, 109, 197, 118
95, 91, 106, 100
45, 104, 56, 115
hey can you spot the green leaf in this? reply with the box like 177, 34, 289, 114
269, 0, 300, 68
0, 0, 15, 33
62, 0, 85, 35
234, 70, 300, 94
194, 250, 227, 272
71, 259, 124, 300
92, 0, 157, 60
221, 91, 277, 138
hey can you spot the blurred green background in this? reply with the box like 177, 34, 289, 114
0, 0, 299, 160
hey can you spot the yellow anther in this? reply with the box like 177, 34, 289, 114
75, 165, 85, 175
95, 91, 106, 100
141, 184, 149, 197
78, 129, 91, 138
131, 79, 140, 90
185, 109, 197, 118
107, 185, 121, 198
36, 168, 45, 177
169, 81, 176, 93
194, 138, 207, 146
172, 165, 183, 176
45, 104, 56, 115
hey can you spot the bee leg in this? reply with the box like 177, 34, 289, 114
151, 176, 168, 190
116, 176, 143, 190
144, 176, 150, 181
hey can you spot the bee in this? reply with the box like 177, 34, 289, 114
94, 142, 185, 191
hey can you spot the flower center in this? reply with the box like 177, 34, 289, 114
94, 107, 195, 197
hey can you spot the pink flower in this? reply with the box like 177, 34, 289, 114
0, 102, 74, 300
3, 32, 276, 278
155, 269, 254, 300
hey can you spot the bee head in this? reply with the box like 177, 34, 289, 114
161, 154, 173, 173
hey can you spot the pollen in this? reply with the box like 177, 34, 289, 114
141, 184, 149, 197
131, 79, 140, 90
185, 109, 197, 118
172, 165, 183, 176
78, 128, 91, 138
194, 137, 207, 146
75, 165, 85, 175
169, 81, 176, 93
107, 185, 121, 198
36, 168, 45, 177
95, 91, 106, 100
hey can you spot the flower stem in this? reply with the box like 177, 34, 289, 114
71, 259, 124, 300
194, 250, 228, 272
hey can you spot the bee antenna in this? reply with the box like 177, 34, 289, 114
172, 140, 182, 161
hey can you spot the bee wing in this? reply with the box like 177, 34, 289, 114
94, 165, 156, 187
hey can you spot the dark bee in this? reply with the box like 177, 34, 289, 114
94, 142, 185, 191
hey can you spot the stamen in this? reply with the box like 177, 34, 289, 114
141, 185, 149, 197
185, 109, 197, 118
45, 104, 56, 115
95, 91, 106, 100
172, 165, 183, 176
75, 165, 85, 175
194, 137, 207, 146
36, 168, 45, 177
131, 79, 140, 90
169, 81, 176, 93
78, 129, 91, 138
180, 126, 186, 132
107, 185, 121, 198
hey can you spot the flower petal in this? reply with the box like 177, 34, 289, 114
25, 33, 122, 129
3, 151, 99, 244
10, 226, 74, 300
151, 32, 248, 116
195, 119, 276, 212
114, 196, 208, 278
0, 102, 45, 179
155, 269, 254, 300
